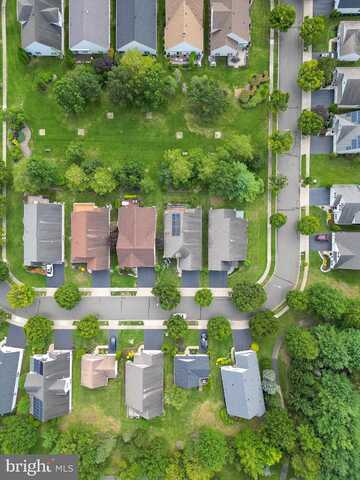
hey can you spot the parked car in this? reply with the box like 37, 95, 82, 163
320, 52, 335, 59
200, 332, 208, 351
315, 234, 328, 241
109, 335, 117, 354
45, 264, 54, 278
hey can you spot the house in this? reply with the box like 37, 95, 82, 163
208, 209, 248, 273
164, 206, 202, 273
25, 346, 72, 422
210, 0, 250, 60
117, 203, 157, 271
330, 184, 360, 224
125, 349, 164, 419
116, 0, 157, 55
332, 111, 360, 154
23, 196, 64, 267
17, 0, 64, 56
71, 203, 110, 272
0, 338, 24, 416
334, 68, 360, 108
165, 0, 203, 61
174, 354, 210, 389
337, 21, 360, 61
335, 0, 360, 15
81, 352, 117, 389
328, 232, 360, 270
69, 0, 110, 55
221, 350, 265, 419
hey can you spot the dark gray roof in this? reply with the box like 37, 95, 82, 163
0, 342, 23, 415
17, 0, 63, 51
69, 0, 110, 51
23, 201, 64, 266
338, 22, 360, 58
125, 350, 164, 419
174, 355, 210, 388
338, 0, 359, 7
339, 203, 360, 224
116, 0, 157, 52
25, 349, 72, 422
208, 209, 248, 271
221, 350, 265, 419
336, 69, 360, 106
333, 232, 360, 269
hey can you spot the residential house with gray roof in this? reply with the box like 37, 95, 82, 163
23, 197, 64, 267
69, 0, 110, 55
164, 206, 202, 273
17, 0, 64, 56
0, 338, 24, 416
25, 346, 72, 422
332, 111, 360, 154
125, 350, 164, 420
116, 0, 157, 55
174, 354, 210, 389
208, 209, 248, 273
334, 68, 360, 108
221, 350, 265, 419
337, 21, 360, 61
328, 232, 360, 270
330, 184, 360, 224
335, 0, 360, 14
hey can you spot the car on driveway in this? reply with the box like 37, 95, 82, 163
315, 234, 328, 241
200, 333, 208, 352
45, 264, 54, 277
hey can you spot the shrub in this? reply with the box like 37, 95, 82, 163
77, 314, 100, 339
0, 260, 9, 281
54, 283, 81, 310
207, 316, 231, 341
287, 290, 309, 312
7, 284, 35, 309
297, 215, 320, 235
231, 281, 267, 311
194, 288, 213, 308
270, 212, 287, 228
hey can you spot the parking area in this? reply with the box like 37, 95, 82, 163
54, 330, 73, 350
313, 0, 333, 16
209, 271, 228, 288
232, 329, 252, 351
310, 188, 330, 206
311, 135, 333, 154
144, 330, 164, 350
137, 267, 155, 288
46, 263, 65, 288
310, 235, 331, 251
6, 325, 26, 348
92, 270, 110, 288
182, 271, 200, 288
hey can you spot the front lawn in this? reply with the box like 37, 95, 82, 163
311, 154, 360, 186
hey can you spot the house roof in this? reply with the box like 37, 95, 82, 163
71, 203, 110, 271
221, 350, 265, 419
116, 0, 157, 52
18, 0, 63, 51
164, 207, 202, 271
333, 232, 360, 269
0, 340, 24, 416
337, 0, 359, 7
210, 0, 250, 53
117, 204, 157, 268
336, 68, 360, 106
174, 355, 210, 388
333, 112, 360, 153
23, 199, 64, 266
69, 0, 110, 51
125, 350, 164, 419
25, 349, 72, 422
208, 209, 248, 271
81, 354, 117, 389
165, 0, 203, 53
330, 184, 360, 224
338, 21, 360, 58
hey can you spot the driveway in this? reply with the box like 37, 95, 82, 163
92, 270, 110, 288
309, 188, 330, 206
47, 263, 64, 288
54, 330, 73, 350
144, 329, 164, 350
313, 0, 333, 16
310, 235, 331, 251
137, 268, 155, 288
209, 271, 228, 288
182, 271, 200, 288
233, 329, 252, 350
6, 324, 26, 348
311, 89, 334, 108
310, 135, 333, 154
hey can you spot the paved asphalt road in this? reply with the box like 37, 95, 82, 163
264, 0, 303, 310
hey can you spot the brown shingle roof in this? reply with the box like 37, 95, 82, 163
210, 0, 250, 53
81, 354, 117, 389
165, 0, 203, 52
117, 204, 157, 268
71, 203, 110, 271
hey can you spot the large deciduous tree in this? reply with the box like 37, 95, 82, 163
54, 283, 81, 310
194, 288, 213, 308
0, 416, 39, 454
285, 325, 319, 360
152, 280, 181, 311
231, 281, 267, 311
298, 110, 324, 135
269, 4, 296, 31
166, 314, 188, 340
297, 60, 324, 92
300, 16, 326, 47
207, 316, 232, 341
308, 282, 348, 322
24, 315, 53, 353
77, 314, 100, 339
269, 130, 293, 154
297, 215, 320, 235
7, 284, 35, 309
91, 167, 117, 195
188, 75, 229, 120
269, 89, 289, 112
250, 310, 279, 340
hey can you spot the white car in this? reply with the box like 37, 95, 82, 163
45, 264, 54, 278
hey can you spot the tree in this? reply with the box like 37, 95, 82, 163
207, 316, 231, 341
0, 160, 9, 188
232, 281, 267, 312
300, 16, 326, 47
235, 428, 282, 479
269, 174, 288, 193
285, 325, 319, 360
77, 314, 100, 339
269, 4, 296, 31
188, 75, 228, 120
7, 284, 35, 308
318, 57, 337, 87
263, 407, 296, 453
152, 281, 181, 311
65, 141, 85, 165
186, 428, 228, 474
0, 415, 39, 454
113, 158, 144, 191
54, 283, 81, 310
0, 260, 9, 281
308, 282, 348, 322
65, 164, 89, 192
269, 130, 293, 154
224, 134, 254, 163
291, 425, 323, 480
297, 215, 320, 235
297, 60, 324, 91
24, 315, 53, 353
91, 167, 117, 195
162, 149, 193, 189
166, 314, 188, 340
343, 299, 360, 329
136, 438, 170, 480
26, 156, 58, 193
250, 310, 279, 340
5, 107, 25, 132
270, 212, 287, 228
298, 110, 324, 135
195, 288, 213, 308
269, 89, 289, 112
286, 290, 309, 312
165, 385, 190, 410
313, 324, 350, 371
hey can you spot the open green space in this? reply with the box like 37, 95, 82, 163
311, 154, 360, 186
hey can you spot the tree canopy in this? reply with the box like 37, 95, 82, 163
269, 89, 289, 112
270, 212, 287, 228
297, 60, 324, 92
152, 280, 181, 311
166, 314, 188, 340
232, 281, 267, 311
297, 215, 320, 235
195, 288, 213, 308
54, 283, 81, 310
77, 315, 100, 339
207, 316, 232, 341
188, 75, 229, 120
24, 315, 53, 353
7, 284, 35, 309
308, 282, 348, 322
298, 109, 324, 135
269, 4, 296, 31
300, 16, 326, 47
250, 310, 279, 340
269, 130, 293, 154
0, 415, 39, 454
286, 325, 319, 360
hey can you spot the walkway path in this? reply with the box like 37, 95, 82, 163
19, 125, 32, 157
